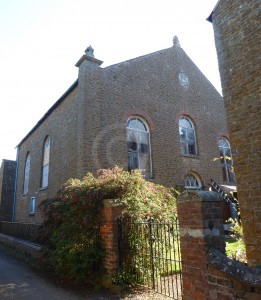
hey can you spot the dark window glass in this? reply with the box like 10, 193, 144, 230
218, 138, 235, 184
184, 173, 201, 189
179, 117, 197, 155
127, 118, 151, 178
23, 153, 30, 194
41, 136, 50, 188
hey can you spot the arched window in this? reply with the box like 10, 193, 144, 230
218, 138, 235, 184
126, 117, 151, 178
41, 136, 50, 188
179, 116, 197, 155
23, 152, 30, 194
184, 173, 201, 189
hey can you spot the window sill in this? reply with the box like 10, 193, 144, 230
180, 154, 200, 159
223, 182, 237, 186
22, 193, 28, 197
146, 177, 155, 182
28, 212, 35, 216
39, 187, 48, 192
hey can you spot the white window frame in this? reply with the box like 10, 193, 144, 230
29, 197, 35, 215
126, 117, 152, 178
179, 116, 197, 156
184, 173, 202, 189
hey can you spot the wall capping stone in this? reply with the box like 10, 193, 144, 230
103, 199, 125, 208
75, 54, 103, 68
207, 247, 261, 287
177, 190, 223, 203
0, 233, 41, 258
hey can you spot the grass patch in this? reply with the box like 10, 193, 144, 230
226, 237, 246, 263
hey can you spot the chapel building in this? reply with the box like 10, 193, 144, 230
12, 38, 234, 223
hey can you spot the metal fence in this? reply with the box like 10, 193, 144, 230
118, 217, 182, 299
0, 221, 42, 244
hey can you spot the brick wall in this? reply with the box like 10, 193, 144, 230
211, 0, 261, 267
177, 191, 261, 299
14, 42, 229, 223
99, 199, 124, 288
14, 87, 79, 223
99, 44, 227, 187
0, 160, 16, 222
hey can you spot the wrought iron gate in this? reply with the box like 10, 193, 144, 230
118, 217, 182, 299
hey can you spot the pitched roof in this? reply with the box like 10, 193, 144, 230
17, 80, 78, 147
206, 1, 221, 23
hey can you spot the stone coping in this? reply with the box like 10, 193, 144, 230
0, 233, 42, 258
207, 247, 261, 287
103, 199, 125, 208
177, 190, 223, 203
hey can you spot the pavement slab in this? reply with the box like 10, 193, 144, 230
0, 249, 119, 300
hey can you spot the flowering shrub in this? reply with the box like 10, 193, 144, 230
38, 167, 176, 283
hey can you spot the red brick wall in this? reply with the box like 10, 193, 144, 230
211, 0, 261, 267
99, 200, 124, 288
177, 191, 261, 299
14, 87, 79, 223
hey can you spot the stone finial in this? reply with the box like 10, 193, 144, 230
75, 45, 103, 67
85, 45, 94, 57
173, 35, 180, 47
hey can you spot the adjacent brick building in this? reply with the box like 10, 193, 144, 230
0, 160, 16, 222
209, 0, 261, 267
13, 38, 232, 223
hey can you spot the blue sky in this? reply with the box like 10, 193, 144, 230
0, 0, 219, 162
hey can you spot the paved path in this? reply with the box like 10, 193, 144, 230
0, 249, 120, 300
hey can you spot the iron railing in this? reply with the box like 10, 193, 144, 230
0, 221, 42, 244
118, 217, 182, 299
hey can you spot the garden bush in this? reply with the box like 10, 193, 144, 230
38, 167, 177, 284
